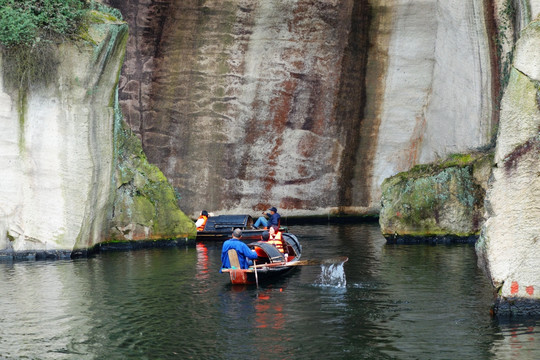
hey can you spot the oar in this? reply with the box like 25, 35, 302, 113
284, 256, 349, 267
253, 256, 348, 268
296, 256, 349, 266
253, 260, 259, 288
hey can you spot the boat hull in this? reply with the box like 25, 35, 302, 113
197, 229, 269, 241
222, 233, 302, 285
225, 263, 298, 285
196, 214, 287, 241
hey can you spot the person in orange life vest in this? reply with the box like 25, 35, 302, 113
267, 226, 288, 256
195, 210, 209, 231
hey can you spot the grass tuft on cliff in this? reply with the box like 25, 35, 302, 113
0, 0, 122, 89
398, 151, 494, 180
0, 0, 86, 48
0, 0, 122, 48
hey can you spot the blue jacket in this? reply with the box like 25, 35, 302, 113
221, 238, 258, 269
267, 212, 281, 228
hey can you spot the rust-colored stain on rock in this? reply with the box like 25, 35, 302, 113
106, 0, 379, 216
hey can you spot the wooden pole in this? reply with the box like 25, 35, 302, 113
253, 260, 259, 288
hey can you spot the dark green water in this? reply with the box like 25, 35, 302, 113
0, 223, 538, 359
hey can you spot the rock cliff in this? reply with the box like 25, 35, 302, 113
105, 0, 497, 218
99, 0, 539, 314
0, 11, 195, 258
476, 16, 540, 316
110, 111, 196, 243
380, 152, 492, 242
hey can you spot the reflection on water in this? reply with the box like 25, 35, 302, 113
491, 319, 539, 358
0, 223, 538, 359
195, 243, 210, 282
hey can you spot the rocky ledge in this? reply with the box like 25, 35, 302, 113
379, 152, 492, 243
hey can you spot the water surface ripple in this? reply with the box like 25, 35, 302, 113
0, 224, 538, 359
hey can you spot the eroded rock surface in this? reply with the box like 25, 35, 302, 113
106, 0, 496, 217
476, 17, 540, 316
379, 153, 492, 242
0, 15, 127, 255
110, 119, 196, 242
0, 12, 195, 257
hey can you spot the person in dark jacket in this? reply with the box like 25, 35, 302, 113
253, 207, 280, 230
221, 229, 258, 269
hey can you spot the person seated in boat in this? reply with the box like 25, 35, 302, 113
260, 230, 270, 242
221, 229, 258, 270
195, 210, 209, 231
253, 207, 280, 229
267, 226, 288, 257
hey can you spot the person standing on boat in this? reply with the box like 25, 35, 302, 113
253, 207, 280, 230
221, 229, 258, 269
195, 210, 209, 231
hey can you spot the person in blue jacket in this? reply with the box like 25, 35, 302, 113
221, 228, 258, 269
253, 207, 281, 230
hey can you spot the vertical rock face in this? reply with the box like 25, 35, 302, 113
370, 0, 495, 195
107, 0, 496, 217
0, 15, 128, 253
476, 17, 540, 316
108, 0, 364, 216
0, 12, 195, 256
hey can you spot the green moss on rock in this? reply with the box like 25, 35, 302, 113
109, 108, 196, 241
380, 151, 493, 239
132, 195, 155, 226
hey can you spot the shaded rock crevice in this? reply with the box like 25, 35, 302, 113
335, 0, 372, 209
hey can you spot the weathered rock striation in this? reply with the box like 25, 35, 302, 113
380, 153, 492, 242
0, 12, 195, 258
106, 0, 497, 218
476, 16, 540, 316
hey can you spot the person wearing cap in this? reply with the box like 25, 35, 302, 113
221, 228, 258, 269
195, 210, 209, 231
253, 207, 281, 230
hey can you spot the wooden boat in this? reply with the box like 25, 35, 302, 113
196, 214, 286, 241
221, 233, 302, 285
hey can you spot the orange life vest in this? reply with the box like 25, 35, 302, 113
268, 231, 286, 253
196, 215, 208, 231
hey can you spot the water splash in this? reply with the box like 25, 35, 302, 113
316, 262, 346, 288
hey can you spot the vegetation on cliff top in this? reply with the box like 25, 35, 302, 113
0, 0, 85, 48
0, 0, 122, 90
0, 0, 122, 48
